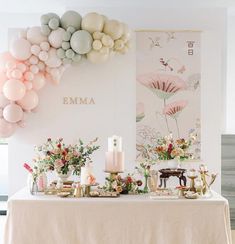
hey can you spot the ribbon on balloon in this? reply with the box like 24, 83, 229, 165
0, 11, 131, 138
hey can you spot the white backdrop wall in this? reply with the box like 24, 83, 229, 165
1, 7, 226, 195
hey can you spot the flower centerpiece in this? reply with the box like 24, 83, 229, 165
102, 174, 142, 194
154, 133, 197, 168
34, 137, 99, 182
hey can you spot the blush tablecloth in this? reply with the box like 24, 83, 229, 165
4, 188, 232, 244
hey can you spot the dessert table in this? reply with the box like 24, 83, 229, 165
4, 188, 232, 244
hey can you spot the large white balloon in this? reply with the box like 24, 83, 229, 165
103, 20, 123, 40
17, 90, 39, 111
0, 93, 10, 108
3, 79, 26, 101
3, 103, 23, 123
32, 73, 46, 90
61, 11, 82, 30
0, 118, 16, 138
81, 12, 104, 33
0, 72, 7, 92
48, 28, 66, 48
70, 30, 93, 55
27, 26, 47, 45
45, 48, 62, 68
10, 38, 31, 61
87, 50, 109, 64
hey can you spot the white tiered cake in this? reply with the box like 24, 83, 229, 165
105, 135, 124, 173
80, 162, 95, 185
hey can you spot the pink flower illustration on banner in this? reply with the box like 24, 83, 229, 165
136, 102, 145, 122
137, 73, 187, 100
163, 100, 188, 138
137, 73, 187, 133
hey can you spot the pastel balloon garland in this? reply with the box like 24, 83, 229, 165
0, 11, 131, 138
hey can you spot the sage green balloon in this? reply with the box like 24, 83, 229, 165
62, 41, 70, 50
65, 49, 75, 59
63, 58, 72, 64
57, 48, 65, 59
47, 13, 60, 21
72, 54, 82, 63
63, 31, 71, 41
67, 26, 76, 34
61, 11, 82, 30
41, 25, 51, 36
40, 14, 50, 25
49, 18, 59, 30
70, 30, 93, 55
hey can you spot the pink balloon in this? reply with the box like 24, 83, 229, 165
6, 60, 17, 71
3, 103, 23, 123
45, 48, 62, 68
38, 61, 45, 71
30, 65, 39, 74
38, 51, 48, 61
6, 70, 12, 79
24, 71, 34, 81
3, 79, 26, 101
29, 55, 39, 65
17, 119, 26, 128
0, 118, 16, 138
31, 45, 41, 56
11, 69, 23, 79
0, 93, 10, 108
16, 63, 27, 73
24, 81, 33, 90
0, 72, 7, 92
10, 38, 32, 61
0, 108, 3, 118
32, 73, 46, 90
17, 90, 39, 111
45, 73, 59, 85
0, 52, 16, 72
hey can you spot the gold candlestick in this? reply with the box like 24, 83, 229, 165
188, 175, 198, 192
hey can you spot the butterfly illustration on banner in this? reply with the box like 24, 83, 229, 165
149, 36, 162, 49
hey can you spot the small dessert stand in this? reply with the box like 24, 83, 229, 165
188, 175, 198, 192
82, 183, 99, 197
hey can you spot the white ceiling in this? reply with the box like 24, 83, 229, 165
1, 0, 235, 13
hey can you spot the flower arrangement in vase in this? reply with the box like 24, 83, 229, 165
23, 163, 46, 194
135, 161, 155, 193
32, 137, 99, 182
102, 174, 142, 194
154, 133, 197, 168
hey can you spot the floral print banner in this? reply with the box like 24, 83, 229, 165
136, 30, 201, 161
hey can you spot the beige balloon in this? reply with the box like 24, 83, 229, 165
103, 20, 123, 40
99, 46, 109, 55
87, 50, 109, 64
101, 35, 114, 48
121, 23, 131, 40
81, 12, 104, 33
92, 40, 102, 51
93, 31, 104, 40
114, 39, 125, 51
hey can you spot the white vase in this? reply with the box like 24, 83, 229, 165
56, 170, 72, 182
167, 159, 179, 169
